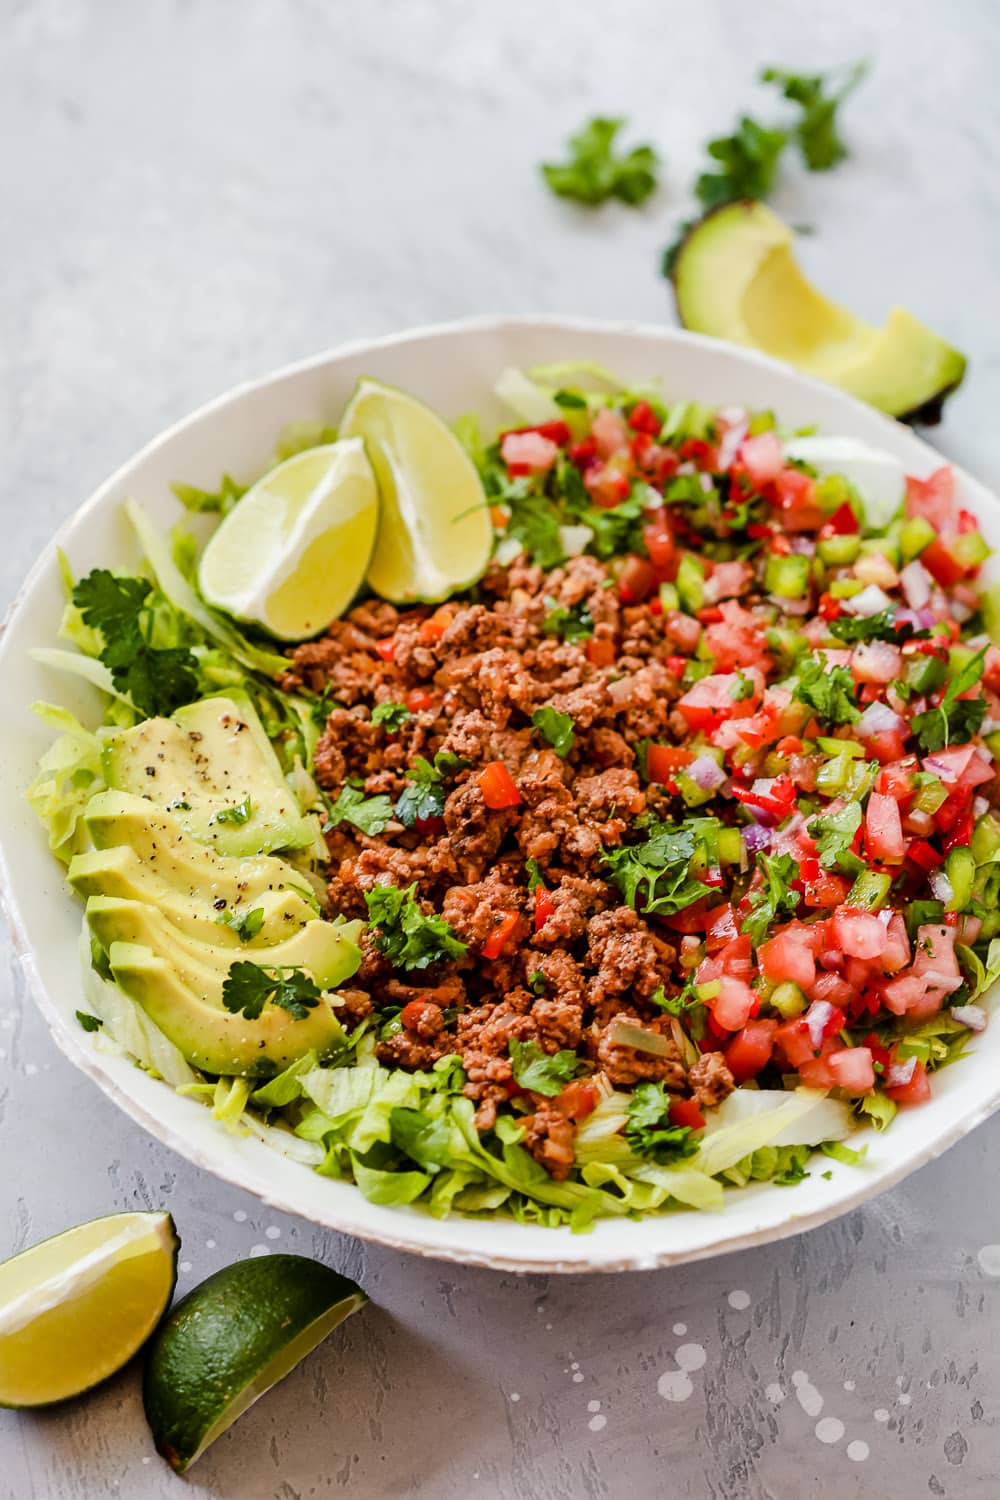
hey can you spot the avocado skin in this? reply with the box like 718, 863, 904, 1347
670, 201, 967, 426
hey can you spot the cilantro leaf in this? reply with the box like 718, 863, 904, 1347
72, 568, 199, 718
696, 116, 787, 210
525, 857, 546, 893
371, 701, 412, 731
215, 906, 265, 943
532, 705, 575, 758
393, 752, 467, 828
324, 785, 393, 837
604, 821, 716, 917
807, 802, 864, 875
911, 647, 987, 752
222, 962, 322, 1021
542, 596, 595, 643
650, 982, 702, 1017
365, 884, 468, 971
503, 484, 567, 569
624, 1082, 699, 1164
170, 472, 247, 516
728, 671, 755, 701
793, 654, 860, 726
541, 116, 660, 207
508, 1038, 580, 1096
829, 609, 926, 644
215, 796, 253, 827
761, 61, 868, 172
75, 1010, 102, 1033
741, 851, 801, 947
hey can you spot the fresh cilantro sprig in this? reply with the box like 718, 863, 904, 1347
695, 116, 787, 210
216, 906, 265, 943
215, 796, 253, 827
509, 1038, 580, 1096
604, 821, 716, 917
807, 802, 864, 875
542, 596, 595, 643
532, 706, 575, 758
793, 654, 860, 726
222, 962, 322, 1021
741, 852, 801, 947
761, 61, 869, 171
541, 117, 660, 207
910, 648, 987, 752
72, 569, 199, 719
624, 1082, 699, 1164
365, 884, 468, 971
323, 784, 393, 837
394, 752, 468, 828
371, 702, 412, 731
829, 609, 927, 644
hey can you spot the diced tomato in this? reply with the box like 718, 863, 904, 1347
705, 904, 739, 953
568, 437, 599, 471
646, 743, 694, 783
585, 465, 632, 508
643, 518, 676, 570
864, 728, 909, 766
905, 467, 956, 532
865, 792, 906, 862
796, 1045, 840, 1090
908, 839, 943, 873
759, 924, 817, 990
827, 1046, 875, 1095
678, 437, 717, 469
732, 773, 796, 819
628, 400, 662, 435
737, 432, 784, 487
664, 901, 728, 935
501, 430, 560, 475
500, 420, 572, 446
534, 886, 556, 932
812, 972, 857, 1008
710, 975, 756, 1031
852, 641, 903, 684
876, 759, 918, 804
880, 911, 911, 974
555, 1079, 599, 1121
818, 592, 843, 622
677, 671, 759, 732
406, 687, 435, 713
478, 761, 521, 810
480, 911, 521, 961
618, 554, 656, 604
669, 1096, 707, 1131
819, 502, 860, 537
375, 635, 396, 663
771, 468, 825, 530
586, 636, 616, 667
803, 871, 853, 909
400, 999, 439, 1030
774, 1019, 821, 1069
724, 1020, 777, 1083
934, 782, 973, 832
884, 1056, 931, 1105
419, 607, 455, 642
921, 538, 967, 588
592, 407, 629, 458
831, 907, 888, 960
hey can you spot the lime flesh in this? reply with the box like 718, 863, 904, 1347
142, 1254, 367, 1472
197, 439, 378, 640
0, 1211, 178, 1407
339, 378, 493, 603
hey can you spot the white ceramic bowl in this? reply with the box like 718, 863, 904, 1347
2, 317, 996, 1273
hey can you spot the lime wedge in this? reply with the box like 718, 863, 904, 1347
142, 1254, 367, 1472
0, 1211, 178, 1407
339, 378, 492, 603
198, 439, 378, 640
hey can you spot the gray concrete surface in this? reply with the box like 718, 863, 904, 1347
2, 2, 1000, 1495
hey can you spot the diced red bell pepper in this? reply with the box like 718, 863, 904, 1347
646, 743, 694, 784
725, 1019, 777, 1083
907, 839, 943, 872
819, 502, 860, 537
406, 687, 436, 713
618, 554, 656, 604
481, 911, 521, 960
628, 400, 662, 435
731, 773, 796, 819
669, 1096, 707, 1131
375, 635, 396, 663
478, 761, 521, 810
586, 637, 617, 667
555, 1079, 599, 1121
534, 886, 556, 932
921, 538, 967, 588
569, 438, 599, 471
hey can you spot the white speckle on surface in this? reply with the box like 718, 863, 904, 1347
248, 1243, 269, 1258
264, 1225, 281, 1240
765, 1383, 785, 1405
672, 1322, 687, 1336
571, 1361, 579, 1369
233, 1209, 247, 1223
588, 1414, 607, 1432
572, 1372, 584, 1383
205, 1238, 216, 1249
657, 1369, 694, 1403
898, 1393, 912, 1406
24, 1062, 37, 1076
545, 1323, 552, 1331
847, 1440, 870, 1462
178, 1260, 192, 1273
895, 1375, 906, 1387
141, 1458, 150, 1466
815, 1417, 845, 1445
675, 1343, 707, 1372
727, 1289, 751, 1310
509, 1393, 519, 1402
977, 1244, 1000, 1276
793, 1373, 824, 1418
874, 1408, 890, 1423
843, 1380, 855, 1392
587, 1400, 601, 1413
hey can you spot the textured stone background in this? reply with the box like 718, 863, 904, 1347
2, 2, 1000, 1496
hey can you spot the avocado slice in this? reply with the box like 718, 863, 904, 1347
672, 202, 966, 423
108, 941, 350, 1076
101, 693, 316, 857
70, 848, 318, 947
86, 896, 361, 989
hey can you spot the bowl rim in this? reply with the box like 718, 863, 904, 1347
2, 312, 996, 1274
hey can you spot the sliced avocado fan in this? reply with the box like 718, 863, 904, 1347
672, 201, 966, 423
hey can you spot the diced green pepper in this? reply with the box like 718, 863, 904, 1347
905, 653, 946, 694
816, 737, 865, 758
830, 578, 864, 599
694, 979, 722, 1002
769, 981, 807, 1018
675, 771, 715, 809
905, 899, 945, 938
944, 846, 976, 912
982, 582, 1000, 647
847, 869, 892, 911
949, 531, 992, 571
717, 826, 743, 866
815, 755, 853, 796
899, 515, 936, 563
912, 776, 947, 816
858, 536, 902, 568
765, 553, 811, 599
972, 814, 1000, 865
658, 581, 679, 612
817, 534, 862, 567
676, 553, 705, 614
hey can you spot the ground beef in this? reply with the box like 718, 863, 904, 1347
688, 1052, 736, 1110
521, 1101, 576, 1180
593, 1012, 688, 1089
586, 908, 673, 1014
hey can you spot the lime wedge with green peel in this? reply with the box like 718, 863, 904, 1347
0, 1210, 178, 1407
672, 201, 966, 423
340, 378, 493, 603
142, 1254, 367, 1472
198, 439, 378, 640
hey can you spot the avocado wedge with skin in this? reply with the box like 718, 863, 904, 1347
672, 201, 966, 423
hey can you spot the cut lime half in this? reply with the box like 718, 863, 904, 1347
339, 378, 493, 603
0, 1210, 178, 1407
198, 439, 378, 640
142, 1254, 367, 1472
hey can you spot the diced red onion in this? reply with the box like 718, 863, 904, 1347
858, 700, 906, 737
769, 595, 812, 615
607, 1020, 671, 1055
677, 461, 695, 475
845, 584, 894, 617
950, 1004, 987, 1032
928, 869, 954, 904
699, 472, 714, 494
974, 795, 990, 818
899, 561, 932, 610
689, 754, 727, 791
951, 601, 973, 623
916, 606, 937, 629
716, 417, 749, 470
884, 1056, 917, 1089
805, 1001, 837, 1048
742, 823, 772, 854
